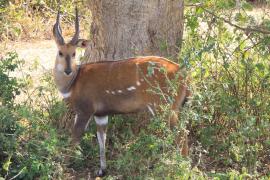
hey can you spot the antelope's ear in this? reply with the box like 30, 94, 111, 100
76, 39, 90, 48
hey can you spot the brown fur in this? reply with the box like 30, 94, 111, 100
69, 57, 185, 114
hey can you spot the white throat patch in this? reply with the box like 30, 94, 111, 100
61, 91, 72, 98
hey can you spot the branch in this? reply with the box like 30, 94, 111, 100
9, 167, 26, 180
185, 3, 270, 35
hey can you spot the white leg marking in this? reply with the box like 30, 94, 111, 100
95, 116, 108, 170
147, 105, 155, 116
94, 116, 108, 126
97, 130, 107, 170
105, 90, 110, 94
127, 86, 136, 91
61, 91, 72, 98
117, 90, 123, 93
74, 114, 78, 126
111, 91, 115, 95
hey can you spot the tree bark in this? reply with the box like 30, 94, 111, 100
85, 0, 184, 62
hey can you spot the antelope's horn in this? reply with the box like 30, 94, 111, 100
70, 7, 79, 45
53, 10, 65, 45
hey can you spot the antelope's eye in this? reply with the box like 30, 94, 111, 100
59, 51, 63, 56
72, 52, 76, 57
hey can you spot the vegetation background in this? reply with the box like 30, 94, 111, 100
0, 0, 270, 179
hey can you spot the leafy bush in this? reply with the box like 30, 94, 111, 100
0, 52, 69, 179
0, 52, 22, 106
181, 0, 270, 177
0, 53, 23, 176
0, 0, 91, 41
1, 0, 270, 179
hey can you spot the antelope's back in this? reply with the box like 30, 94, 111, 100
70, 56, 184, 114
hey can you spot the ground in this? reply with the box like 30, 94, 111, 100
1, 40, 56, 75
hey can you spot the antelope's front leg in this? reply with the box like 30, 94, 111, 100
72, 112, 91, 144
94, 115, 108, 177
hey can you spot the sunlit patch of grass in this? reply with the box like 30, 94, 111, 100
0, 1, 91, 42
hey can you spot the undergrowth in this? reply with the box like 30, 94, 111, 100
0, 52, 69, 179
0, 0, 270, 179
0, 0, 91, 41
180, 0, 270, 177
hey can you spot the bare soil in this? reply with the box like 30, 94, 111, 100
1, 40, 56, 75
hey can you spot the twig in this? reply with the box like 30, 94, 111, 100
9, 167, 25, 180
204, 8, 270, 34
185, 3, 270, 35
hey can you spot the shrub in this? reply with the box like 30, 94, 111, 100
0, 0, 91, 41
0, 52, 69, 179
181, 0, 270, 177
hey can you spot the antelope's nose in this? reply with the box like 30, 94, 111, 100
64, 69, 72, 76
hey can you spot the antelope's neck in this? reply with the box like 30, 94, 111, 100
53, 65, 78, 95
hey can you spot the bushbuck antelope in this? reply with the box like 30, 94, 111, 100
53, 8, 190, 176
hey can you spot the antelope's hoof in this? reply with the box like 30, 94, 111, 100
96, 169, 106, 177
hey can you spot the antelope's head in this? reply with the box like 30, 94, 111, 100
53, 8, 89, 76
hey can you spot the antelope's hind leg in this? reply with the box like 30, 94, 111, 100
169, 83, 189, 156
94, 115, 108, 177
169, 110, 189, 157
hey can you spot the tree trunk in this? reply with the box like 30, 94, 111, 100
85, 0, 184, 62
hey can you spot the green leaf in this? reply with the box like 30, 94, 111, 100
187, 16, 199, 32
262, 19, 270, 30
196, 7, 204, 15
216, 0, 235, 9
3, 155, 12, 172
255, 63, 265, 71
242, 2, 253, 11
147, 63, 155, 76
234, 12, 248, 24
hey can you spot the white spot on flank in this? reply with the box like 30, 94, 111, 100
140, 78, 144, 82
136, 81, 141, 86
147, 105, 155, 116
127, 86, 136, 91
111, 91, 115, 95
105, 90, 110, 94
94, 116, 108, 126
56, 64, 64, 72
61, 91, 72, 98
117, 90, 123, 93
